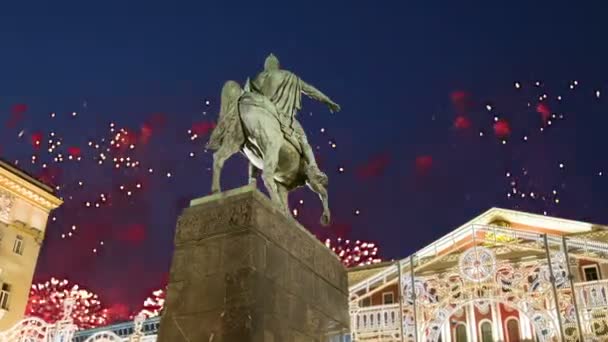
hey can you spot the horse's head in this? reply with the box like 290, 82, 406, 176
207, 81, 243, 151
220, 80, 242, 117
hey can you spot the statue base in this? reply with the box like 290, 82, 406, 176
157, 184, 349, 342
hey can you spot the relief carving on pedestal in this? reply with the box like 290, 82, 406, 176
176, 200, 253, 243
0, 190, 14, 223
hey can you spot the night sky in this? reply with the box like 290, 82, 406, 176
3, 1, 608, 317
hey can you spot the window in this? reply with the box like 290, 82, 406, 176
455, 324, 467, 342
360, 297, 371, 307
0, 283, 10, 310
13, 235, 24, 255
479, 321, 493, 342
506, 318, 520, 342
382, 292, 394, 304
583, 265, 600, 281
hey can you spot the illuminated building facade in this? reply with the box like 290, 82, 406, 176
11, 207, 608, 342
349, 207, 608, 341
71, 316, 160, 342
0, 160, 62, 330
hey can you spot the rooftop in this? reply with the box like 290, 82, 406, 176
0, 158, 55, 195
347, 261, 394, 286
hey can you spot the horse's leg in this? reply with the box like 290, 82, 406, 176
260, 141, 282, 205
276, 182, 290, 215
211, 142, 240, 194
307, 180, 330, 226
248, 162, 261, 186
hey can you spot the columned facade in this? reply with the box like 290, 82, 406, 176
441, 320, 451, 342
348, 208, 608, 342
466, 302, 477, 342
490, 302, 502, 341
0, 160, 62, 330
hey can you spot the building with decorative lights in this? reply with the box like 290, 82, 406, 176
348, 207, 608, 342
71, 316, 160, 342
0, 159, 62, 330
2, 206, 608, 342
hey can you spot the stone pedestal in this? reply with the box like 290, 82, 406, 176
157, 185, 349, 342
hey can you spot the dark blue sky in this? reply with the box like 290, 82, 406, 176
2, 1, 608, 313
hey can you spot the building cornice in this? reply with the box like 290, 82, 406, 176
9, 221, 44, 245
480, 207, 600, 234
0, 166, 62, 212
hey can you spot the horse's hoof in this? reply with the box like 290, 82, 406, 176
211, 189, 221, 195
320, 213, 331, 226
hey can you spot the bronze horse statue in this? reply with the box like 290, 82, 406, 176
206, 80, 330, 225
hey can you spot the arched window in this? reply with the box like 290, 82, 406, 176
479, 320, 493, 342
455, 323, 467, 342
506, 318, 520, 342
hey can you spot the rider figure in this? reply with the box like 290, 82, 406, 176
251, 53, 341, 183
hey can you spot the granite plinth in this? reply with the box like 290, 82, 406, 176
157, 185, 349, 342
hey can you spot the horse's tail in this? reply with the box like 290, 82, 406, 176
206, 81, 244, 150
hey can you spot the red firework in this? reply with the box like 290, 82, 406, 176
6, 104, 27, 128
450, 90, 473, 113
454, 115, 472, 130
356, 153, 391, 180
415, 155, 433, 174
324, 237, 382, 267
536, 103, 551, 123
67, 146, 81, 157
493, 119, 511, 138
191, 121, 216, 136
31, 131, 43, 149
26, 278, 108, 329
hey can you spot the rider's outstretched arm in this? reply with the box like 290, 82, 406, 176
301, 80, 332, 104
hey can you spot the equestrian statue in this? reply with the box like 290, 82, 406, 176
206, 54, 341, 225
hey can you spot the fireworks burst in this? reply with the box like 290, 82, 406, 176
4, 75, 603, 315
26, 278, 108, 329
325, 237, 382, 267
137, 288, 166, 318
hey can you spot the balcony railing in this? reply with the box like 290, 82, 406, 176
352, 303, 400, 334
574, 279, 608, 310
72, 316, 161, 341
